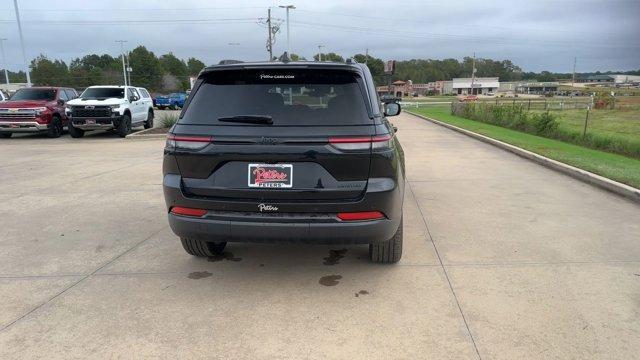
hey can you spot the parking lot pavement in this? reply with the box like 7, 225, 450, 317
0, 112, 638, 359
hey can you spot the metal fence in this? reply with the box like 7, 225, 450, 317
399, 99, 593, 111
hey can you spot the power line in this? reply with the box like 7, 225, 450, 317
0, 18, 260, 25
290, 21, 640, 49
0, 6, 264, 13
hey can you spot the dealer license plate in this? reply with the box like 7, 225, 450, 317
248, 164, 293, 188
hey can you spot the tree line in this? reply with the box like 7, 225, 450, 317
1, 46, 638, 92
1, 46, 205, 93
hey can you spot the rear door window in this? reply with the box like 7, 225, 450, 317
138, 88, 151, 98
181, 69, 371, 126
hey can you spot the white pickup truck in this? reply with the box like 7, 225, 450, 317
65, 85, 154, 138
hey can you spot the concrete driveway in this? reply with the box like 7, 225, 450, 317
0, 112, 638, 359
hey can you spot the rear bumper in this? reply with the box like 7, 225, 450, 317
163, 173, 404, 244
0, 121, 49, 132
168, 213, 397, 244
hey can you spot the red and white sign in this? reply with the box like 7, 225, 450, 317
248, 164, 293, 188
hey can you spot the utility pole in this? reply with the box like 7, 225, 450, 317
365, 48, 369, 63
0, 38, 9, 85
116, 40, 127, 86
571, 57, 577, 89
126, 53, 132, 86
279, 5, 295, 55
317, 45, 324, 61
470, 52, 476, 95
13, 0, 30, 87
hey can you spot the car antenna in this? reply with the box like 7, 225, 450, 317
279, 52, 291, 63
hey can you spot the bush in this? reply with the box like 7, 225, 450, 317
159, 113, 179, 128
451, 101, 639, 158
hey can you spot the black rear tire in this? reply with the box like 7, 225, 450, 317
46, 116, 63, 138
68, 122, 84, 138
144, 110, 154, 129
0, 132, 12, 138
117, 114, 132, 138
180, 238, 227, 257
369, 217, 403, 263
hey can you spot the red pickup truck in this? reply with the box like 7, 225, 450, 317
0, 87, 78, 138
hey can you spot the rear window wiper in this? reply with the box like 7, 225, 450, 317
218, 115, 273, 125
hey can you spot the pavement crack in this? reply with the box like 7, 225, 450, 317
407, 181, 483, 360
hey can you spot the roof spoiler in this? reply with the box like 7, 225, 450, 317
218, 59, 244, 65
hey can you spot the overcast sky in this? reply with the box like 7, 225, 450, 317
0, 0, 638, 73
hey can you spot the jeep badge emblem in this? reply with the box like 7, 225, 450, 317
258, 204, 278, 212
84, 105, 95, 109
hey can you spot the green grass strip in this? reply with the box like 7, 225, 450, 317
408, 106, 640, 189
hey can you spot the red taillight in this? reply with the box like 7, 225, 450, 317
328, 134, 392, 150
328, 136, 372, 143
169, 135, 213, 142
337, 211, 385, 221
165, 134, 213, 150
170, 206, 207, 217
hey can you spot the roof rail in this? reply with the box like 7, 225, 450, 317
346, 58, 357, 64
218, 59, 244, 65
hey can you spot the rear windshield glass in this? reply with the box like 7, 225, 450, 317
180, 69, 371, 126
81, 88, 125, 100
10, 88, 56, 101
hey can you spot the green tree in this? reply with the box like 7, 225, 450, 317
313, 52, 344, 62
536, 71, 556, 82
159, 53, 189, 90
187, 57, 206, 76
30, 55, 70, 86
128, 46, 163, 90
353, 53, 385, 85
290, 53, 306, 61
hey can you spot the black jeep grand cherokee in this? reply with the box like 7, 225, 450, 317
163, 59, 405, 263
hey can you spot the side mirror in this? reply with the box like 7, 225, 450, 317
57, 99, 65, 106
129, 96, 136, 102
384, 102, 401, 117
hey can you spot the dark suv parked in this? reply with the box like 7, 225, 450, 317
163, 59, 405, 263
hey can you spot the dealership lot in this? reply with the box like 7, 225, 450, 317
0, 112, 638, 359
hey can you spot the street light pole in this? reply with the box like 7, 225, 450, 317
279, 5, 295, 54
317, 45, 324, 61
0, 38, 9, 85
12, 0, 31, 87
116, 40, 128, 86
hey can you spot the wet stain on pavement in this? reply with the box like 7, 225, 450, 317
188, 271, 212, 279
259, 264, 265, 267
323, 249, 347, 265
354, 290, 369, 297
207, 252, 242, 262
319, 275, 342, 286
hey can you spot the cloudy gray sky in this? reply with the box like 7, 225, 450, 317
0, 0, 638, 73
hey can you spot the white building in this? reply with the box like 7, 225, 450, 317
579, 74, 640, 84
452, 77, 499, 95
